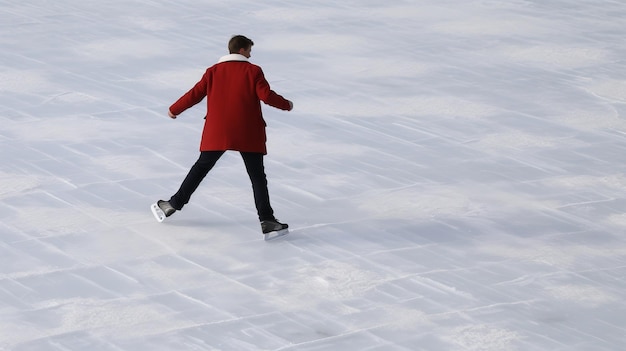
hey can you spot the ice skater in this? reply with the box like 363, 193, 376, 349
151, 35, 293, 237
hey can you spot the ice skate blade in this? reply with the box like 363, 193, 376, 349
150, 203, 165, 222
264, 229, 289, 241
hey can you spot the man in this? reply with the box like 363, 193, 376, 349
151, 35, 293, 235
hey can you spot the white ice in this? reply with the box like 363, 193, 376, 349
1, 1, 626, 350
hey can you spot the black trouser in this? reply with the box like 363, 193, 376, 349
169, 151, 275, 221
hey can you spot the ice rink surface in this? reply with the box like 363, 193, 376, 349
1, 1, 626, 350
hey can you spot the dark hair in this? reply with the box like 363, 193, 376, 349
228, 35, 254, 54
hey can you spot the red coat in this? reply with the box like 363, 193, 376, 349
169, 54, 291, 154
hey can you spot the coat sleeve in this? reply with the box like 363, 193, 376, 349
254, 68, 291, 111
169, 70, 210, 115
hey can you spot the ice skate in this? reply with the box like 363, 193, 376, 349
261, 219, 289, 241
151, 200, 176, 222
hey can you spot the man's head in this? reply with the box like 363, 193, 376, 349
229, 35, 254, 58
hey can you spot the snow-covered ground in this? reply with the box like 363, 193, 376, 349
2, 1, 626, 350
